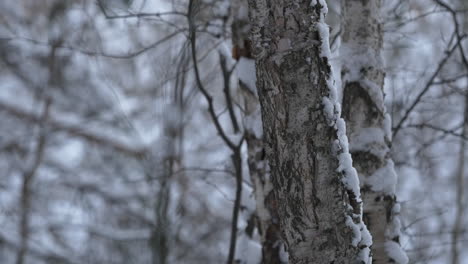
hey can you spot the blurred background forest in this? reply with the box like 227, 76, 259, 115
0, 0, 467, 263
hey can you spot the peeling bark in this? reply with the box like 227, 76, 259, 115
341, 0, 408, 263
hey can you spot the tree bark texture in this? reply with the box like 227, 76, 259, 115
231, 0, 284, 262
341, 0, 408, 263
248, 1, 371, 263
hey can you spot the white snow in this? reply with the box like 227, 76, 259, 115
318, 0, 328, 15
279, 242, 289, 263
364, 160, 397, 194
335, 118, 362, 201
392, 203, 401, 214
253, 172, 273, 222
316, 3, 371, 262
346, 215, 362, 246
242, 182, 257, 213
358, 222, 373, 262
236, 231, 262, 264
316, 22, 331, 59
361, 79, 385, 112
244, 106, 263, 138
385, 241, 409, 264
387, 216, 402, 239
384, 112, 393, 141
322, 97, 335, 124
227, 130, 244, 145
236, 58, 257, 94
349, 127, 388, 159
360, 222, 373, 247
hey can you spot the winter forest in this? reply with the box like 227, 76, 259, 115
0, 0, 467, 263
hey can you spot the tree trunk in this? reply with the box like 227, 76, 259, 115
340, 0, 408, 263
231, 0, 284, 263
247, 1, 371, 263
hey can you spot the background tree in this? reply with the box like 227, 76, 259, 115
340, 0, 407, 263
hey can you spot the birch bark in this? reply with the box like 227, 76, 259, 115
340, 0, 408, 263
247, 1, 371, 263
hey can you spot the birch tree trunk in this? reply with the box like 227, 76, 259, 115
231, 1, 284, 262
340, 0, 408, 263
247, 1, 371, 263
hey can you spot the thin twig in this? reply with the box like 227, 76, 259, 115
393, 34, 462, 137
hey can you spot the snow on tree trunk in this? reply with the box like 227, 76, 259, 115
247, 0, 371, 263
340, 0, 408, 263
231, 0, 284, 262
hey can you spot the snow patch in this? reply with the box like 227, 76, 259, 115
236, 58, 257, 94
363, 160, 397, 194
346, 215, 361, 246
244, 106, 263, 138
317, 3, 371, 262
361, 79, 385, 112
322, 97, 335, 124
336, 118, 362, 201
279, 242, 289, 263
236, 231, 262, 264
384, 112, 392, 141
316, 21, 331, 59
385, 241, 409, 264
252, 172, 272, 222
349, 127, 388, 159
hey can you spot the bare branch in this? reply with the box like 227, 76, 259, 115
0, 101, 147, 157
393, 35, 462, 137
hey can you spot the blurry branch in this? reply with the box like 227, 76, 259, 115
7, 30, 182, 59
0, 233, 79, 264
173, 221, 227, 262
433, 0, 468, 66
406, 230, 467, 238
96, 0, 186, 20
220, 54, 240, 133
393, 33, 463, 137
402, 208, 448, 232
188, 10, 240, 150
58, 179, 156, 226
384, 8, 468, 30
428, 10, 468, 261
407, 122, 467, 140
188, 0, 244, 263
432, 73, 468, 85
47, 222, 151, 241
411, 126, 461, 160
405, 238, 468, 252
0, 101, 147, 157
330, 27, 341, 52
16, 98, 51, 264
125, 167, 236, 183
